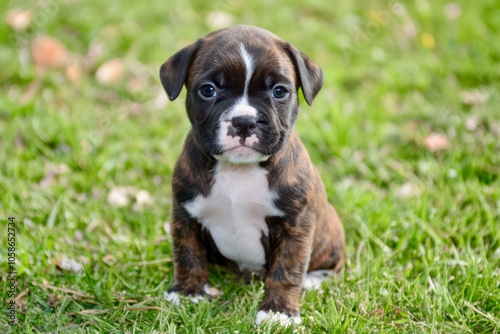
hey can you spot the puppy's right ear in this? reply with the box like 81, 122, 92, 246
159, 40, 200, 101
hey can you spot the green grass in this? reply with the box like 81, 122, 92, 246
1, 0, 499, 332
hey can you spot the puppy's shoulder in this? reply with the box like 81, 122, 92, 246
172, 131, 216, 201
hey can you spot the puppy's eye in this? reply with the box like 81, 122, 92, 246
199, 85, 217, 98
272, 86, 288, 99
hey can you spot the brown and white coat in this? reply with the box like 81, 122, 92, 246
160, 25, 345, 325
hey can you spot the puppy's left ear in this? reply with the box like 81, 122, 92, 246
285, 44, 324, 106
159, 40, 201, 101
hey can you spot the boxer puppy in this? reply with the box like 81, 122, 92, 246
160, 25, 344, 325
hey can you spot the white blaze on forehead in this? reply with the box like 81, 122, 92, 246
231, 99, 257, 117
213, 44, 264, 163
239, 43, 254, 100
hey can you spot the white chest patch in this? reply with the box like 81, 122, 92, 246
184, 163, 282, 272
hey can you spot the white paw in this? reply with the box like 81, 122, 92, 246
164, 290, 182, 305
302, 270, 333, 290
164, 284, 222, 305
255, 310, 302, 326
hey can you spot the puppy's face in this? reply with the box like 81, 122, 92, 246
160, 25, 323, 164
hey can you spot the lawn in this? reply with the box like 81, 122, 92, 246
1, 0, 499, 333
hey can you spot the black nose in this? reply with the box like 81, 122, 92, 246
231, 116, 257, 139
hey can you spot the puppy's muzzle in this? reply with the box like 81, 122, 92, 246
230, 115, 257, 144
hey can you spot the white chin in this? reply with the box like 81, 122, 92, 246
216, 146, 270, 164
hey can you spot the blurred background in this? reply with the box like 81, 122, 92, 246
1, 0, 499, 332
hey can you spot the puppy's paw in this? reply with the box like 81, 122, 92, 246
302, 270, 333, 290
164, 284, 223, 305
255, 310, 302, 326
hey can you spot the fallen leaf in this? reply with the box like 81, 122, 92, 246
74, 230, 84, 242
107, 186, 135, 207
86, 39, 106, 65
133, 190, 153, 211
206, 286, 224, 299
146, 88, 169, 111
370, 308, 384, 319
95, 58, 125, 85
423, 133, 450, 152
445, 3, 462, 21
39, 163, 70, 188
126, 62, 154, 94
31, 35, 69, 72
124, 102, 143, 116
398, 181, 419, 197
491, 122, 500, 137
56, 257, 84, 273
206, 11, 233, 29
6, 9, 32, 31
46, 294, 60, 308
465, 117, 479, 132
66, 56, 85, 82
102, 254, 117, 266
392, 5, 417, 40
402, 20, 417, 40
460, 89, 488, 106
14, 288, 29, 313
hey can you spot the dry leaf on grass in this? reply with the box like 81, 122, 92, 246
445, 3, 462, 21
460, 89, 488, 106
398, 181, 419, 197
107, 186, 135, 207
95, 58, 125, 85
66, 57, 85, 82
56, 257, 84, 273
423, 133, 450, 152
102, 254, 117, 266
465, 117, 479, 132
39, 163, 70, 188
6, 9, 32, 31
31, 35, 69, 72
107, 186, 153, 211
206, 11, 233, 29
206, 286, 224, 298
370, 308, 385, 319
133, 190, 153, 211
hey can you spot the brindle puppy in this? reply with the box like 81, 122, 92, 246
160, 25, 344, 325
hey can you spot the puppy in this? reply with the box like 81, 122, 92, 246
160, 25, 344, 325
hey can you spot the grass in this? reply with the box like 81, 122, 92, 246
1, 0, 499, 332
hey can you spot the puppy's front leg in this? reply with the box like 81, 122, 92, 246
165, 204, 209, 303
256, 219, 312, 325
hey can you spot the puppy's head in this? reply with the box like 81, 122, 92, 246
160, 25, 323, 164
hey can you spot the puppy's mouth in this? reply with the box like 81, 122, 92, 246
220, 144, 256, 153
215, 144, 271, 164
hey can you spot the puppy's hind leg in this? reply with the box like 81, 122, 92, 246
302, 270, 333, 290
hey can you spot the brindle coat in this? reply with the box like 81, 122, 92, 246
160, 25, 345, 319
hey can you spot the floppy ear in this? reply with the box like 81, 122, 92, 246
286, 44, 323, 106
159, 40, 200, 101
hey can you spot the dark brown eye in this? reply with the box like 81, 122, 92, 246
199, 84, 217, 98
272, 86, 288, 99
